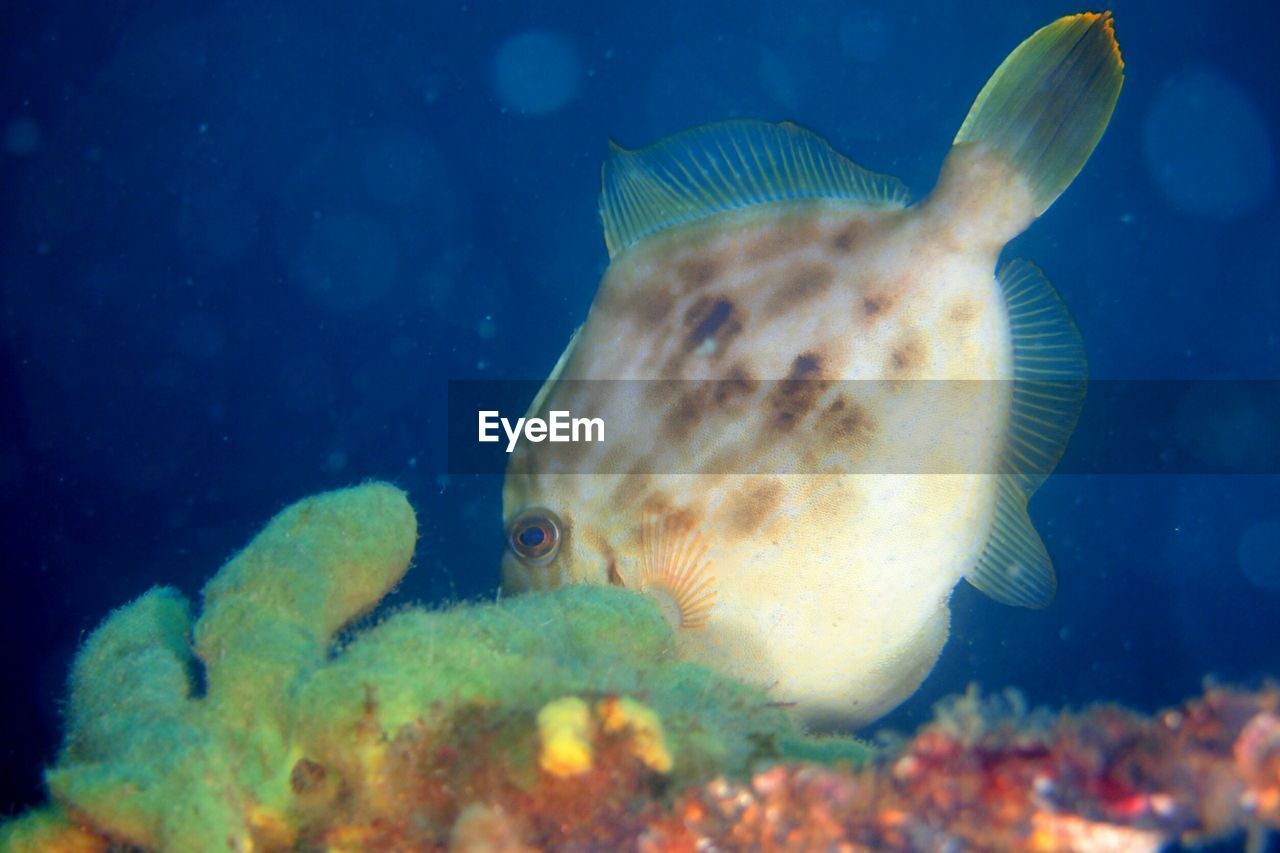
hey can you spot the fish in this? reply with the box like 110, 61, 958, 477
501, 13, 1123, 729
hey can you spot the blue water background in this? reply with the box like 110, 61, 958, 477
2, 0, 1278, 814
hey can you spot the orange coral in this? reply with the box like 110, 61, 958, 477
10, 683, 1280, 850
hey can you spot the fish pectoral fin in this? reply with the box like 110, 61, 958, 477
599, 120, 908, 259
953, 12, 1123, 216
966, 476, 1056, 608
968, 260, 1086, 609
639, 508, 717, 629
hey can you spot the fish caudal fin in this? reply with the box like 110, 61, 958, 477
954, 12, 1123, 217
966, 260, 1087, 608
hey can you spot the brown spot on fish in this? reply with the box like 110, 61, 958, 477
726, 479, 784, 535
607, 558, 624, 586
768, 352, 832, 431
599, 271, 676, 330
610, 472, 652, 510
823, 396, 876, 445
637, 491, 681, 525
635, 286, 676, 328
791, 351, 823, 378
714, 363, 759, 406
646, 503, 700, 533
664, 387, 704, 440
948, 298, 978, 326
683, 295, 742, 355
862, 293, 890, 319
890, 333, 927, 375
766, 261, 837, 314
744, 216, 822, 263
664, 367, 757, 441
830, 221, 867, 253
676, 254, 721, 290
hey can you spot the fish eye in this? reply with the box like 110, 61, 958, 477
508, 508, 562, 563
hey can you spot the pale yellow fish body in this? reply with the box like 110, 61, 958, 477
502, 14, 1122, 729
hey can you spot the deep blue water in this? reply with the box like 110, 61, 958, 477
2, 0, 1278, 816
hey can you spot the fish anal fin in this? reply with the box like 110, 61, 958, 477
967, 477, 1057, 608
1001, 259, 1087, 497
967, 260, 1085, 609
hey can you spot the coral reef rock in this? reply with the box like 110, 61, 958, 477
3, 484, 1276, 851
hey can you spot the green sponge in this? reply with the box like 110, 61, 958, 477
6, 482, 869, 851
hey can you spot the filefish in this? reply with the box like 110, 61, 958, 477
501, 14, 1123, 729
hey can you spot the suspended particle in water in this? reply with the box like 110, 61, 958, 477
491, 30, 582, 116
1143, 65, 1275, 219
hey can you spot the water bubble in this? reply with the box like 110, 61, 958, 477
3, 117, 42, 156
1237, 518, 1280, 592
1176, 382, 1274, 472
1143, 66, 1275, 219
286, 130, 464, 264
323, 450, 348, 473
491, 30, 581, 116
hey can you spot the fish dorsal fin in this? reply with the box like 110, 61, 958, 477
966, 260, 1086, 608
600, 120, 908, 259
1000, 259, 1088, 497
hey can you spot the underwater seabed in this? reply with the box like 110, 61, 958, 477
1, 484, 1277, 852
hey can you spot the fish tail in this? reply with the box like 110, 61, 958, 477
953, 12, 1124, 217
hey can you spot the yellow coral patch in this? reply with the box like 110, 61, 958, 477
0, 806, 107, 853
598, 696, 673, 774
537, 697, 595, 777
246, 802, 296, 850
